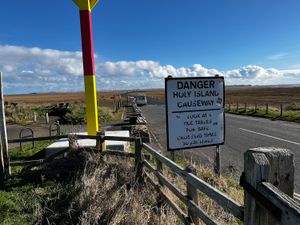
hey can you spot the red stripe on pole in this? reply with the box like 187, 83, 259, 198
80, 10, 95, 76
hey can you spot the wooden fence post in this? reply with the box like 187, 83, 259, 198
228, 103, 231, 111
69, 135, 78, 150
0, 72, 10, 177
134, 137, 143, 182
265, 104, 268, 114
280, 104, 283, 117
45, 113, 49, 124
236, 102, 239, 111
254, 103, 257, 113
245, 103, 247, 112
214, 145, 221, 176
244, 147, 294, 225
186, 166, 199, 225
96, 131, 103, 154
33, 112, 37, 122
170, 151, 175, 161
156, 157, 164, 186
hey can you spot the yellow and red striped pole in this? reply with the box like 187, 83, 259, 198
73, 0, 99, 135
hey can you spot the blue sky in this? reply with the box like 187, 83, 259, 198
1, 0, 300, 93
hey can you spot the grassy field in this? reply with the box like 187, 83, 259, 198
130, 86, 300, 122
1, 86, 298, 224
5, 91, 125, 105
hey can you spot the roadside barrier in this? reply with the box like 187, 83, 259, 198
226, 102, 299, 119
3, 131, 300, 224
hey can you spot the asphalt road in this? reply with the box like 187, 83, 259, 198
140, 104, 300, 191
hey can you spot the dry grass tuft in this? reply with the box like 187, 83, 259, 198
75, 154, 181, 225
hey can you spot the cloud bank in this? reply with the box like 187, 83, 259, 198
0, 45, 300, 94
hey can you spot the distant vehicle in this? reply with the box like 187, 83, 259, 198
127, 96, 136, 104
136, 94, 147, 106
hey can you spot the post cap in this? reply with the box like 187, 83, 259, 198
73, 0, 99, 11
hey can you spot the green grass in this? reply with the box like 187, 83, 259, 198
1, 139, 88, 225
226, 107, 300, 123
9, 141, 52, 161
0, 106, 126, 224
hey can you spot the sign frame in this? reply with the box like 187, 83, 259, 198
165, 76, 225, 151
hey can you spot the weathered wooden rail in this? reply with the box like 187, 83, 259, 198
2, 133, 300, 224
140, 143, 243, 225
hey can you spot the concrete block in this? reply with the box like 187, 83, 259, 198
104, 130, 130, 152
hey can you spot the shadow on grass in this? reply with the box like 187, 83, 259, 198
5, 149, 92, 190
1, 149, 97, 225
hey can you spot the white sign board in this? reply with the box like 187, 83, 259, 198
165, 77, 225, 151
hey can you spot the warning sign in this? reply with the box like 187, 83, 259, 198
165, 77, 225, 151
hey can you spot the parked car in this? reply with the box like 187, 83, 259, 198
136, 94, 147, 106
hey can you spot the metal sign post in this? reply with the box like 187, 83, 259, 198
165, 76, 225, 151
73, 0, 99, 135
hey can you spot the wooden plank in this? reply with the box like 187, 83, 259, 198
294, 193, 300, 202
8, 135, 69, 143
104, 136, 136, 142
144, 172, 193, 225
11, 159, 44, 167
143, 159, 219, 225
8, 134, 106, 143
0, 72, 10, 176
143, 143, 244, 220
11, 148, 68, 167
103, 150, 135, 158
258, 182, 300, 225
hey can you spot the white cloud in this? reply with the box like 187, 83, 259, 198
0, 45, 300, 94
267, 53, 287, 60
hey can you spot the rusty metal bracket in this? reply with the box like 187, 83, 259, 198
240, 172, 282, 221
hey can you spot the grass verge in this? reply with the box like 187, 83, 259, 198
226, 108, 300, 123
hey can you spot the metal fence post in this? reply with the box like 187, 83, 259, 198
243, 147, 294, 225
186, 166, 199, 225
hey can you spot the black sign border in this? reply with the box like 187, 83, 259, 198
165, 76, 226, 151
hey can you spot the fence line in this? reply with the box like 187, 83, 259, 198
226, 102, 298, 117
2, 132, 300, 224
142, 143, 244, 222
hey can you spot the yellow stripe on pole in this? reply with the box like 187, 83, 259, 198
73, 0, 99, 11
84, 75, 98, 135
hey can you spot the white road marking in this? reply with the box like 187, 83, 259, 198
239, 128, 300, 146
